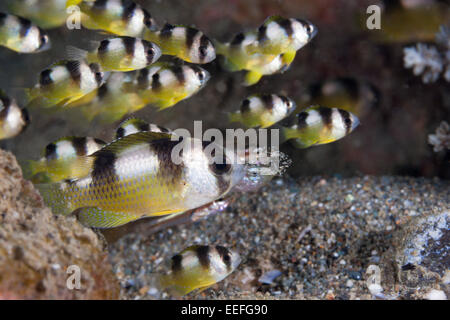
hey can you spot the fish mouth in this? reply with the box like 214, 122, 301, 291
352, 116, 361, 131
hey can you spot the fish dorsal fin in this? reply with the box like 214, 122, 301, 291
91, 131, 176, 155
263, 15, 285, 25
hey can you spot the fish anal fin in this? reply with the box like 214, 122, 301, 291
244, 70, 263, 86
75, 207, 143, 229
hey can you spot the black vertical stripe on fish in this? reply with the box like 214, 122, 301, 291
198, 35, 210, 62
72, 137, 88, 156
93, 0, 108, 10
20, 108, 30, 133
185, 28, 198, 50
231, 32, 245, 46
137, 68, 149, 89
338, 109, 352, 134
91, 149, 117, 180
94, 138, 106, 146
171, 254, 183, 275
138, 123, 150, 132
45, 143, 58, 161
0, 13, 7, 27
318, 107, 332, 129
40, 69, 53, 86
278, 95, 290, 107
261, 94, 274, 111
257, 25, 268, 43
151, 73, 161, 91
173, 66, 185, 84
122, 36, 136, 56
18, 17, 32, 38
215, 246, 232, 271
116, 127, 125, 139
122, 1, 137, 22
97, 84, 109, 100
66, 61, 82, 84
150, 139, 183, 184
195, 246, 210, 269
240, 99, 250, 114
278, 18, 294, 37
143, 9, 153, 28
296, 111, 308, 130
98, 39, 109, 61
89, 63, 103, 87
160, 23, 174, 39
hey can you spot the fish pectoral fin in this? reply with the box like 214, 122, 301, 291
75, 207, 143, 229
244, 70, 263, 86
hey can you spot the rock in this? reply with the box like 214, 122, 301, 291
0, 149, 119, 299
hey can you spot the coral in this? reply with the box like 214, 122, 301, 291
428, 121, 450, 152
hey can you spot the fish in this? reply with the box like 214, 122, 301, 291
79, 0, 157, 37
157, 245, 241, 296
115, 117, 171, 139
281, 106, 360, 148
229, 93, 296, 128
143, 23, 216, 64
0, 12, 50, 53
0, 91, 30, 140
6, 0, 68, 29
66, 37, 161, 72
36, 131, 245, 228
126, 62, 210, 110
71, 71, 143, 122
26, 136, 106, 183
245, 16, 318, 58
299, 78, 379, 117
25, 60, 105, 108
216, 16, 316, 85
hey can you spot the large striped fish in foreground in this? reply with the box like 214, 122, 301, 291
0, 92, 29, 140
229, 93, 296, 128
0, 12, 50, 53
79, 0, 157, 37
126, 62, 210, 110
156, 245, 241, 296
115, 117, 171, 139
26, 136, 106, 183
26, 60, 105, 108
6, 0, 68, 29
143, 23, 216, 64
36, 132, 245, 228
67, 37, 161, 72
281, 106, 360, 148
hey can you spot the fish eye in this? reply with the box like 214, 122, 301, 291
199, 45, 207, 58
344, 117, 352, 126
41, 35, 48, 44
196, 70, 205, 81
223, 254, 231, 262
210, 161, 232, 175
147, 47, 154, 55
306, 24, 314, 36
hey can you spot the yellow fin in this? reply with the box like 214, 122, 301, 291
244, 70, 263, 86
282, 50, 297, 65
75, 207, 143, 228
228, 112, 241, 124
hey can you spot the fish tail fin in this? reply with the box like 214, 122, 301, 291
35, 182, 73, 216
228, 112, 241, 124
244, 70, 263, 86
22, 160, 45, 178
66, 45, 88, 61
155, 274, 189, 297
213, 39, 227, 56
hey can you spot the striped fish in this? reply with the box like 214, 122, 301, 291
229, 94, 296, 128
157, 245, 241, 296
282, 106, 360, 148
127, 62, 210, 110
26, 60, 105, 108
0, 12, 50, 53
144, 23, 216, 64
6, 0, 68, 29
67, 36, 161, 72
299, 77, 379, 118
36, 132, 245, 228
115, 118, 171, 139
0, 92, 29, 140
79, 0, 157, 37
27, 136, 106, 183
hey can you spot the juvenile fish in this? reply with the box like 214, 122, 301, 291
36, 132, 245, 228
6, 0, 68, 29
26, 60, 105, 108
0, 12, 50, 53
229, 94, 296, 128
0, 92, 29, 140
144, 23, 216, 64
115, 117, 171, 139
282, 106, 360, 148
157, 245, 241, 296
79, 0, 157, 37
128, 62, 210, 110
67, 37, 161, 72
27, 136, 106, 183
